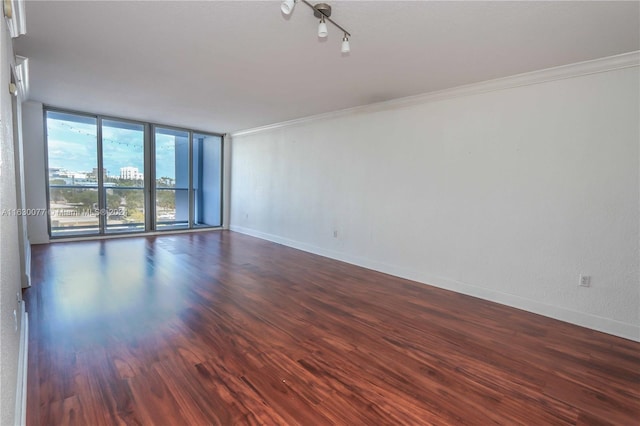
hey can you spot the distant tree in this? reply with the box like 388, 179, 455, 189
60, 190, 98, 209
157, 177, 174, 188
50, 188, 65, 202
107, 194, 121, 210
128, 210, 145, 223
157, 191, 175, 210
116, 178, 145, 188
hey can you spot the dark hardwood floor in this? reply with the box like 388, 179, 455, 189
25, 231, 639, 425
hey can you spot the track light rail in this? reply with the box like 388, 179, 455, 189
300, 0, 351, 37
281, 0, 351, 53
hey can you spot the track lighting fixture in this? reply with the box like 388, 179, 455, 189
318, 15, 328, 38
341, 34, 350, 53
280, 0, 352, 53
281, 0, 295, 15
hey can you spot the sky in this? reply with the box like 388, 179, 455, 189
47, 117, 177, 179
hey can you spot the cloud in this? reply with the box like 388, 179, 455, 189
47, 117, 181, 178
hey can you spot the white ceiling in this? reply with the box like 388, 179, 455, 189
14, 1, 640, 133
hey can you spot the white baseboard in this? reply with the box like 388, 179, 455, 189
230, 225, 640, 342
15, 303, 28, 426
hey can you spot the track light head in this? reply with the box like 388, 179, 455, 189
318, 16, 328, 38
341, 34, 350, 53
281, 0, 296, 15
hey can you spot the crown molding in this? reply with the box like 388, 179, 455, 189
231, 51, 640, 138
12, 55, 29, 100
5, 0, 26, 38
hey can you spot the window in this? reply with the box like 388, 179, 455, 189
102, 119, 146, 233
45, 108, 223, 238
46, 111, 99, 236
154, 127, 189, 230
193, 133, 223, 227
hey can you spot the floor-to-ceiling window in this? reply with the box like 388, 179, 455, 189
45, 108, 223, 238
102, 119, 147, 233
154, 127, 190, 230
46, 111, 100, 236
193, 133, 223, 228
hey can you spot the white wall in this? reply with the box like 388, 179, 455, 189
21, 101, 48, 244
0, 16, 25, 426
230, 57, 640, 341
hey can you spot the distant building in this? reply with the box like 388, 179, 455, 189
48, 167, 63, 177
120, 167, 143, 180
91, 167, 108, 180
48, 167, 94, 185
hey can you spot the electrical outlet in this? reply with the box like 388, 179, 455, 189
333, 230, 338, 238
579, 274, 591, 288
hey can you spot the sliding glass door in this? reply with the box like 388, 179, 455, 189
46, 108, 223, 238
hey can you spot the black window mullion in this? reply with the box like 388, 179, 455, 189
145, 123, 154, 232
188, 130, 194, 229
97, 116, 106, 234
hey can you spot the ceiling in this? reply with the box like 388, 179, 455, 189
13, 1, 640, 133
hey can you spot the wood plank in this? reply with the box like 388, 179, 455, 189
24, 231, 640, 425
